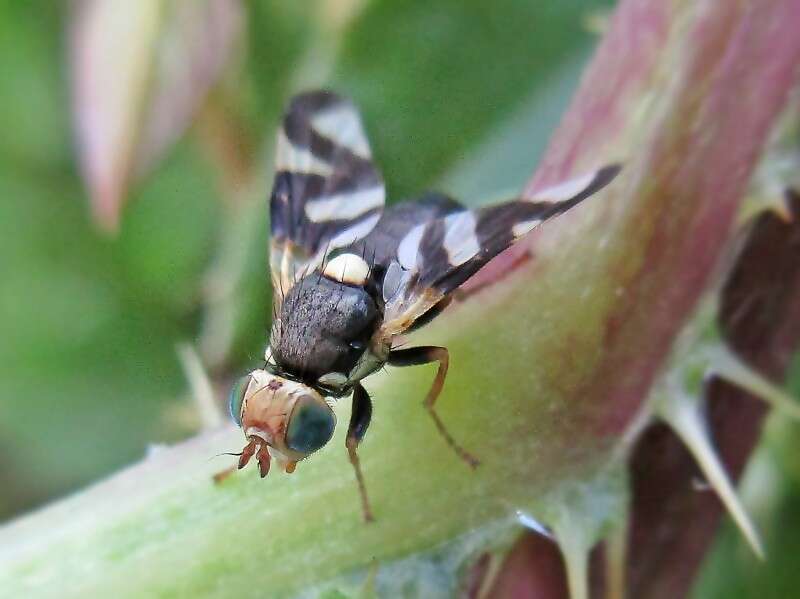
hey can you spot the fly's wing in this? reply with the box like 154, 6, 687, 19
380, 165, 621, 337
269, 91, 385, 308
348, 191, 465, 269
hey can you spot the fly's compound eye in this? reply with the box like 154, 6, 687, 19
285, 396, 336, 454
228, 374, 252, 426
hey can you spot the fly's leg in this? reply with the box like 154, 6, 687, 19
388, 346, 479, 468
347, 382, 375, 522
213, 466, 236, 484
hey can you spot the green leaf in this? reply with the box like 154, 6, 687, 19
333, 0, 610, 199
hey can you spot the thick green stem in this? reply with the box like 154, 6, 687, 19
3, 1, 800, 597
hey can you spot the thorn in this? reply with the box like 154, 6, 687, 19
552, 518, 591, 599
706, 344, 800, 420
360, 559, 379, 596
515, 510, 554, 539
658, 392, 765, 559
604, 507, 628, 599
523, 466, 628, 599
176, 342, 224, 429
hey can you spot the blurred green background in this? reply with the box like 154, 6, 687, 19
0, 1, 797, 597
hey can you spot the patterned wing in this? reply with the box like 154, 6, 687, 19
269, 91, 385, 304
379, 165, 621, 337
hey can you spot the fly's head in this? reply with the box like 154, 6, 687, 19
229, 369, 336, 477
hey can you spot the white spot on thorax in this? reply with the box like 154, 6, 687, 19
323, 253, 370, 285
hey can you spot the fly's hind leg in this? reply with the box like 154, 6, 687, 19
388, 346, 479, 468
347, 382, 375, 522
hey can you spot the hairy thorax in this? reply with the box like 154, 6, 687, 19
272, 274, 381, 382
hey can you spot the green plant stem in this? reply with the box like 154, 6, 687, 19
3, 1, 800, 597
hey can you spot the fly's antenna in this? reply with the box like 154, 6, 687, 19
209, 451, 243, 460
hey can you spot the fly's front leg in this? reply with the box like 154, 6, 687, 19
388, 346, 479, 468
212, 466, 236, 484
347, 382, 375, 522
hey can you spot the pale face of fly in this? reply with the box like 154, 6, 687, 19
229, 370, 336, 477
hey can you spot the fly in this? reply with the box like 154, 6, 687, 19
228, 90, 621, 521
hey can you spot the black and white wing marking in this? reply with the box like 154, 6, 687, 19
269, 90, 385, 301
380, 165, 621, 336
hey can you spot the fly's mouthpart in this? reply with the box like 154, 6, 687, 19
237, 438, 271, 478
236, 436, 298, 478
256, 444, 271, 478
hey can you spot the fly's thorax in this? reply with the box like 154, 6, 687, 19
271, 271, 382, 381
229, 369, 336, 465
